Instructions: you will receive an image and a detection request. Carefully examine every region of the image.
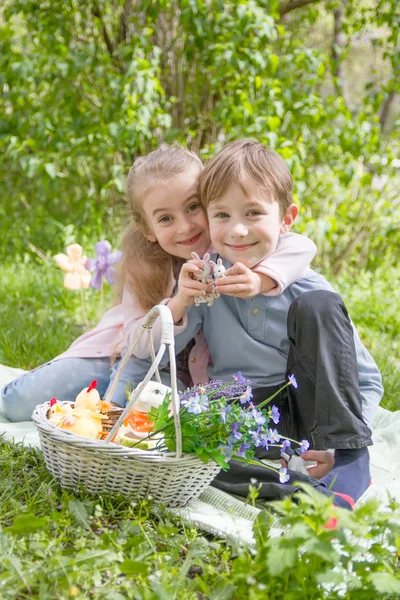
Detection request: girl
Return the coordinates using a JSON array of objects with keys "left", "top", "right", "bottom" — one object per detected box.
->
[{"left": 2, "top": 144, "right": 316, "bottom": 421}]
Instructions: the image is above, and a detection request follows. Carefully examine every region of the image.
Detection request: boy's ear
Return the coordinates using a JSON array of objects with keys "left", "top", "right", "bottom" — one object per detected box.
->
[{"left": 280, "top": 204, "right": 299, "bottom": 234}]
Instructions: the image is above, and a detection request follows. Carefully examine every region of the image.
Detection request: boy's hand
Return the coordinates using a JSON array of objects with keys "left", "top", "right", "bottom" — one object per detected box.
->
[
  {"left": 214, "top": 262, "right": 275, "bottom": 298},
  {"left": 301, "top": 450, "right": 335, "bottom": 479}
]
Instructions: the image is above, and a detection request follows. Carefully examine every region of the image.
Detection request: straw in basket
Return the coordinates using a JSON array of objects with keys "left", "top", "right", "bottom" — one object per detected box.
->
[{"left": 32, "top": 305, "right": 222, "bottom": 507}]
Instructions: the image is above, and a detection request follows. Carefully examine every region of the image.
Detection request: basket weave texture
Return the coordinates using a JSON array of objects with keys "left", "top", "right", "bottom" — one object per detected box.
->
[{"left": 32, "top": 305, "right": 222, "bottom": 507}]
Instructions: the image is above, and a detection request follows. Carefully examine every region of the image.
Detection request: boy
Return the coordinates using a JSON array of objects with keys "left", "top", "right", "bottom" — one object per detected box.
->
[{"left": 125, "top": 139, "right": 383, "bottom": 508}]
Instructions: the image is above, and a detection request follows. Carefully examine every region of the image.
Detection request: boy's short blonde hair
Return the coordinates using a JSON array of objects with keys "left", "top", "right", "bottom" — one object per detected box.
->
[{"left": 199, "top": 139, "right": 293, "bottom": 216}]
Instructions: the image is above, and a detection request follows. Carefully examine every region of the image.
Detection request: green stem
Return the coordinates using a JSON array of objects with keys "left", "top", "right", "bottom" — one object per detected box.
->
[{"left": 256, "top": 381, "right": 291, "bottom": 409}]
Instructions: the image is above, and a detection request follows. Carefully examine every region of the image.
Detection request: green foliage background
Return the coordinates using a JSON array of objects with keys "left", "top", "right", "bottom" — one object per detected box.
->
[{"left": 0, "top": 0, "right": 399, "bottom": 404}]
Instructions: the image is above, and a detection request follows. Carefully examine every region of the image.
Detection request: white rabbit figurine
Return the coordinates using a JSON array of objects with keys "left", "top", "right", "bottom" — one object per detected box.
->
[
  {"left": 191, "top": 252, "right": 216, "bottom": 306},
  {"left": 209, "top": 258, "right": 226, "bottom": 299}
]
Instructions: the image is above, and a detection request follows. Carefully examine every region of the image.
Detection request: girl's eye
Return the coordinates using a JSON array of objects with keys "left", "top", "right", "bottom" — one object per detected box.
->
[
  {"left": 187, "top": 202, "right": 200, "bottom": 213},
  {"left": 159, "top": 215, "right": 172, "bottom": 223},
  {"left": 247, "top": 210, "right": 262, "bottom": 216},
  {"left": 214, "top": 212, "right": 230, "bottom": 219}
]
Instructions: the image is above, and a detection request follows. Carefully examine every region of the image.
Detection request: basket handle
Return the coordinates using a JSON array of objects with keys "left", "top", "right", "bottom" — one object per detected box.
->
[{"left": 103, "top": 305, "right": 182, "bottom": 458}]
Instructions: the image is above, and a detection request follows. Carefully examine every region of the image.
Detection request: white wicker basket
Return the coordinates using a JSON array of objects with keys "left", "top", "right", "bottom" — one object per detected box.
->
[{"left": 32, "top": 305, "right": 221, "bottom": 507}]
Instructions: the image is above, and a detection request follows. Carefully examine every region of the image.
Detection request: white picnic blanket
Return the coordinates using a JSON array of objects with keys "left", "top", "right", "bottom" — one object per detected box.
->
[{"left": 1, "top": 363, "right": 399, "bottom": 545}]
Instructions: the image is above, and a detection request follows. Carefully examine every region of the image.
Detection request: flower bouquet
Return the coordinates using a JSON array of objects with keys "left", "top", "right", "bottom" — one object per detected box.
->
[{"left": 116, "top": 372, "right": 308, "bottom": 485}]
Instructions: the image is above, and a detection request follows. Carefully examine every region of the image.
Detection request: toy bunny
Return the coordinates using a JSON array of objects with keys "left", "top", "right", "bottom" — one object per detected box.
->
[
  {"left": 280, "top": 446, "right": 309, "bottom": 476},
  {"left": 191, "top": 252, "right": 216, "bottom": 306},
  {"left": 209, "top": 258, "right": 226, "bottom": 300}
]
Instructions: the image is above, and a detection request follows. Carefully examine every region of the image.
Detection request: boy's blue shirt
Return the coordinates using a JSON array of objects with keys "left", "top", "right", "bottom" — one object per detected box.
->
[{"left": 131, "top": 260, "right": 383, "bottom": 429}]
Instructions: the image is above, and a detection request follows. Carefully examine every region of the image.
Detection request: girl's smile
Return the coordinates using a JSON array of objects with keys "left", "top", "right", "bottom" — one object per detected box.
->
[{"left": 142, "top": 168, "right": 210, "bottom": 260}]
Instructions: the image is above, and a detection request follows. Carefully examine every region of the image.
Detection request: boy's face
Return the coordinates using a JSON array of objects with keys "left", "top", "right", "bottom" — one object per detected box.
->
[{"left": 207, "top": 183, "right": 298, "bottom": 267}]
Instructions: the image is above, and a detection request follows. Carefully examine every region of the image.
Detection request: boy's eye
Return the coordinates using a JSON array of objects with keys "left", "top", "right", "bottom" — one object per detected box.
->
[
  {"left": 247, "top": 210, "right": 262, "bottom": 216},
  {"left": 214, "top": 212, "right": 230, "bottom": 219},
  {"left": 159, "top": 215, "right": 172, "bottom": 223}
]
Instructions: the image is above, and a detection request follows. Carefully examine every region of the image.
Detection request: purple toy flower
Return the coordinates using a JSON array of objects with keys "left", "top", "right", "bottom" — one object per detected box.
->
[
  {"left": 279, "top": 467, "right": 290, "bottom": 484},
  {"left": 281, "top": 439, "right": 291, "bottom": 450},
  {"left": 271, "top": 405, "right": 280, "bottom": 425},
  {"left": 298, "top": 439, "right": 310, "bottom": 454},
  {"left": 86, "top": 240, "right": 123, "bottom": 289},
  {"left": 288, "top": 374, "right": 298, "bottom": 389}
]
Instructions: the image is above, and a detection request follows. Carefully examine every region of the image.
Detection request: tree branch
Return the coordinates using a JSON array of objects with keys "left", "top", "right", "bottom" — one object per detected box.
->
[
  {"left": 92, "top": 3, "right": 115, "bottom": 56},
  {"left": 330, "top": 1, "right": 355, "bottom": 111},
  {"left": 379, "top": 89, "right": 397, "bottom": 132},
  {"left": 279, "top": 0, "right": 324, "bottom": 18},
  {"left": 118, "top": 0, "right": 133, "bottom": 44}
]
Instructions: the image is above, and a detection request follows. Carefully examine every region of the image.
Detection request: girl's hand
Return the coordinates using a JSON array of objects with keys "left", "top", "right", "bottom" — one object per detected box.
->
[
  {"left": 214, "top": 262, "right": 276, "bottom": 299},
  {"left": 167, "top": 260, "right": 212, "bottom": 323}
]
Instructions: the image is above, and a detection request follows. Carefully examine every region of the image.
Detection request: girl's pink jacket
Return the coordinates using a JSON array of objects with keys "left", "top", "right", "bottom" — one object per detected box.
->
[{"left": 58, "top": 233, "right": 316, "bottom": 384}]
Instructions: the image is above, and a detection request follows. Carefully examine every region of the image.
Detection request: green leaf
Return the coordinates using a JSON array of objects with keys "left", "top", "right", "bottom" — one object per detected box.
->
[
  {"left": 44, "top": 163, "right": 57, "bottom": 179},
  {"left": 119, "top": 559, "right": 149, "bottom": 575},
  {"left": 267, "top": 545, "right": 297, "bottom": 575},
  {"left": 4, "top": 513, "right": 47, "bottom": 535},
  {"left": 369, "top": 572, "right": 400, "bottom": 594},
  {"left": 210, "top": 583, "right": 235, "bottom": 600},
  {"left": 68, "top": 499, "right": 91, "bottom": 530}
]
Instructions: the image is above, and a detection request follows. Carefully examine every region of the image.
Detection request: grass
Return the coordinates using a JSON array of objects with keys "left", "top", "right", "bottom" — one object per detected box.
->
[{"left": 0, "top": 261, "right": 399, "bottom": 598}]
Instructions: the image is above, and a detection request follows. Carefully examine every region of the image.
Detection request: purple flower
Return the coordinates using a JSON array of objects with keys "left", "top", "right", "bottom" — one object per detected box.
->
[
  {"left": 86, "top": 240, "right": 123, "bottom": 289},
  {"left": 251, "top": 408, "right": 266, "bottom": 426},
  {"left": 288, "top": 374, "right": 298, "bottom": 389},
  {"left": 258, "top": 433, "right": 270, "bottom": 449},
  {"left": 182, "top": 393, "right": 209, "bottom": 415},
  {"left": 218, "top": 444, "right": 233, "bottom": 460},
  {"left": 220, "top": 404, "right": 232, "bottom": 424},
  {"left": 267, "top": 429, "right": 281, "bottom": 444},
  {"left": 271, "top": 405, "right": 280, "bottom": 425},
  {"left": 279, "top": 467, "right": 290, "bottom": 484},
  {"left": 281, "top": 439, "right": 291, "bottom": 450},
  {"left": 179, "top": 377, "right": 252, "bottom": 404},
  {"left": 298, "top": 439, "right": 310, "bottom": 454},
  {"left": 231, "top": 422, "right": 242, "bottom": 440},
  {"left": 237, "top": 443, "right": 251, "bottom": 458},
  {"left": 239, "top": 385, "right": 253, "bottom": 404},
  {"left": 233, "top": 371, "right": 246, "bottom": 384},
  {"left": 249, "top": 429, "right": 262, "bottom": 447}
]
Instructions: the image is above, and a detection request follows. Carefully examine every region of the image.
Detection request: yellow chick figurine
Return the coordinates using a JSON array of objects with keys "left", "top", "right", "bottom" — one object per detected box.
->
[
  {"left": 55, "top": 414, "right": 100, "bottom": 439},
  {"left": 75, "top": 380, "right": 101, "bottom": 412},
  {"left": 47, "top": 398, "right": 73, "bottom": 421}
]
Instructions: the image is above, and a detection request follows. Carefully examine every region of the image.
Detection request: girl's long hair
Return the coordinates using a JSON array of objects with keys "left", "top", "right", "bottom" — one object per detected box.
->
[{"left": 117, "top": 145, "right": 203, "bottom": 311}]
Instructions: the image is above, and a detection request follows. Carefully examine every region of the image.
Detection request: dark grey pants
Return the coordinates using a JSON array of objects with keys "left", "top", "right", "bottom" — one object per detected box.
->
[{"left": 213, "top": 290, "right": 372, "bottom": 499}]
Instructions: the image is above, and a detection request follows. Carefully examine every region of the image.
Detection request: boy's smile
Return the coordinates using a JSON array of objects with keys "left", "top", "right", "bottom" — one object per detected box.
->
[{"left": 207, "top": 183, "right": 298, "bottom": 268}]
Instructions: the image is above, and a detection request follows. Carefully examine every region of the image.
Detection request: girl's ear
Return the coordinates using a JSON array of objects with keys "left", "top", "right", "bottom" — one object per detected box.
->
[
  {"left": 280, "top": 204, "right": 299, "bottom": 234},
  {"left": 143, "top": 230, "right": 157, "bottom": 243}
]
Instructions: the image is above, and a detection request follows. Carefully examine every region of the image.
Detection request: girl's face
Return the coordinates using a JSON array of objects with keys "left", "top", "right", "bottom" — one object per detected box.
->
[{"left": 142, "top": 168, "right": 211, "bottom": 260}]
